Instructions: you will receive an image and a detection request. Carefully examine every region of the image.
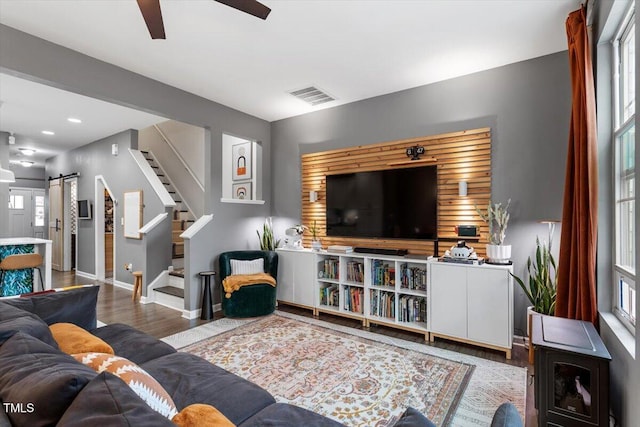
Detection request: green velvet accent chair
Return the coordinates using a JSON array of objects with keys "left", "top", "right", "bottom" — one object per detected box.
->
[{"left": 219, "top": 251, "right": 278, "bottom": 318}]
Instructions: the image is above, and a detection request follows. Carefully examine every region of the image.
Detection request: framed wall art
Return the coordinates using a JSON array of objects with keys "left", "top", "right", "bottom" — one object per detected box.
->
[
  {"left": 123, "top": 190, "right": 143, "bottom": 239},
  {"left": 232, "top": 142, "right": 252, "bottom": 181},
  {"left": 232, "top": 182, "right": 252, "bottom": 200}
]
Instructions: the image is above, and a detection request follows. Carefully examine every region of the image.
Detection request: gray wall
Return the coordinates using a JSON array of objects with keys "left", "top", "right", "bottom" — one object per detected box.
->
[
  {"left": 271, "top": 51, "right": 572, "bottom": 336},
  {"left": 45, "top": 130, "right": 167, "bottom": 284},
  {"left": 0, "top": 24, "right": 272, "bottom": 286},
  {"left": 592, "top": 1, "right": 640, "bottom": 425},
  {"left": 9, "top": 165, "right": 46, "bottom": 189}
]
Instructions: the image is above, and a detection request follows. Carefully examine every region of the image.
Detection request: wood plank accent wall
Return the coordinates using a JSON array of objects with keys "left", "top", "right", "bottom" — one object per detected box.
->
[{"left": 300, "top": 127, "right": 491, "bottom": 256}]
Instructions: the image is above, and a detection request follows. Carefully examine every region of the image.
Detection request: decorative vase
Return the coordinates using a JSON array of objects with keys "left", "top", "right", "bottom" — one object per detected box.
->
[
  {"left": 486, "top": 244, "right": 511, "bottom": 264},
  {"left": 311, "top": 239, "right": 322, "bottom": 251}
]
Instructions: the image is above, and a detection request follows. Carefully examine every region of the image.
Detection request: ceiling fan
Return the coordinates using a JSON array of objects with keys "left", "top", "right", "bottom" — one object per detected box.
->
[{"left": 136, "top": 0, "right": 271, "bottom": 39}]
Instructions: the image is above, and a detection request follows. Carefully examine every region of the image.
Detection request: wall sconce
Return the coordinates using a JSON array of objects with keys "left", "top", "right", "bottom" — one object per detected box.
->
[
  {"left": 458, "top": 181, "right": 468, "bottom": 197},
  {"left": 309, "top": 190, "right": 318, "bottom": 203}
]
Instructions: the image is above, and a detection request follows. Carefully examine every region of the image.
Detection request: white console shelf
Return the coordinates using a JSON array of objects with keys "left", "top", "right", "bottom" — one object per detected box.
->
[
  {"left": 276, "top": 248, "right": 514, "bottom": 358},
  {"left": 277, "top": 249, "right": 430, "bottom": 340}
]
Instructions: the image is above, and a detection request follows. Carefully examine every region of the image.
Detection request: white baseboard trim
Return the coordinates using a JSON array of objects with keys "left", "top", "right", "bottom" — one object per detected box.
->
[
  {"left": 182, "top": 308, "right": 201, "bottom": 320},
  {"left": 75, "top": 270, "right": 96, "bottom": 280},
  {"left": 512, "top": 334, "right": 526, "bottom": 347},
  {"left": 182, "top": 303, "right": 221, "bottom": 320},
  {"left": 112, "top": 280, "right": 133, "bottom": 291}
]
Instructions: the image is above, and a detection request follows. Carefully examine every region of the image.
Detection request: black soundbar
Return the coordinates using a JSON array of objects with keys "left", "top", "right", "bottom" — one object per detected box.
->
[{"left": 353, "top": 247, "right": 408, "bottom": 256}]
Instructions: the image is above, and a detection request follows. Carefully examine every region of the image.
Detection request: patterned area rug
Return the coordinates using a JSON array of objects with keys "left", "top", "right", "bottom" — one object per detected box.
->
[
  {"left": 163, "top": 311, "right": 527, "bottom": 427},
  {"left": 180, "top": 315, "right": 471, "bottom": 426}
]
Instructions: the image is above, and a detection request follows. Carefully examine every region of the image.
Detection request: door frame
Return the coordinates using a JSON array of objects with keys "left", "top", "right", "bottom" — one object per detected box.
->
[
  {"left": 94, "top": 175, "right": 116, "bottom": 282},
  {"left": 62, "top": 179, "right": 75, "bottom": 271}
]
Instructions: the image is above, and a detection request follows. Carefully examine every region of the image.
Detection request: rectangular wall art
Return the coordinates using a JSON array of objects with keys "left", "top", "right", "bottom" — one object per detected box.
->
[
  {"left": 232, "top": 142, "right": 252, "bottom": 181},
  {"left": 232, "top": 182, "right": 252, "bottom": 200}
]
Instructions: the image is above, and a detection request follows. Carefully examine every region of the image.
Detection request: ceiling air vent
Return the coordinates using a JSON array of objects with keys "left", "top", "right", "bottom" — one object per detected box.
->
[{"left": 289, "top": 86, "right": 335, "bottom": 106}]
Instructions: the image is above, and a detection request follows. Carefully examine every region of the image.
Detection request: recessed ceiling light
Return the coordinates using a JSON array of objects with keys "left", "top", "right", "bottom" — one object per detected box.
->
[
  {"left": 18, "top": 148, "right": 36, "bottom": 156},
  {"left": 20, "top": 161, "right": 34, "bottom": 167},
  {"left": 67, "top": 117, "right": 82, "bottom": 124},
  {"left": 41, "top": 130, "right": 55, "bottom": 135}
]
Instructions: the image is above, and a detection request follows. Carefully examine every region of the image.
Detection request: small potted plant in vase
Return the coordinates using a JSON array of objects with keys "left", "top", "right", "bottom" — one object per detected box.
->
[
  {"left": 309, "top": 220, "right": 322, "bottom": 251},
  {"left": 476, "top": 199, "right": 511, "bottom": 264}
]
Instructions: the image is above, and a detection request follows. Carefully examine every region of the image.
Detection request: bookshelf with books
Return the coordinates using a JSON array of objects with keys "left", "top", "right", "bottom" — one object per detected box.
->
[
  {"left": 311, "top": 252, "right": 431, "bottom": 339},
  {"left": 315, "top": 253, "right": 366, "bottom": 324}
]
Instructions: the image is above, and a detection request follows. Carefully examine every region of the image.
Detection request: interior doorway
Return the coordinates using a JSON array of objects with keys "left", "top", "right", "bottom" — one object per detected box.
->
[
  {"left": 94, "top": 176, "right": 116, "bottom": 283},
  {"left": 104, "top": 190, "right": 114, "bottom": 280}
]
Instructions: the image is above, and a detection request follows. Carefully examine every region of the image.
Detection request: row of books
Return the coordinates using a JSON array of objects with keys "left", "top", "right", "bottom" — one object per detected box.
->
[
  {"left": 320, "top": 284, "right": 339, "bottom": 307},
  {"left": 344, "top": 286, "right": 364, "bottom": 314},
  {"left": 400, "top": 263, "right": 427, "bottom": 291},
  {"left": 346, "top": 261, "right": 364, "bottom": 283},
  {"left": 371, "top": 260, "right": 396, "bottom": 287},
  {"left": 398, "top": 295, "right": 427, "bottom": 323},
  {"left": 320, "top": 258, "right": 339, "bottom": 280},
  {"left": 369, "top": 289, "right": 395, "bottom": 319}
]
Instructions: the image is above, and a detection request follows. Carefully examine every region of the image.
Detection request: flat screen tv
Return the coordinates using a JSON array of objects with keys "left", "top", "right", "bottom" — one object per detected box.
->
[
  {"left": 326, "top": 166, "right": 437, "bottom": 240},
  {"left": 77, "top": 200, "right": 92, "bottom": 220}
]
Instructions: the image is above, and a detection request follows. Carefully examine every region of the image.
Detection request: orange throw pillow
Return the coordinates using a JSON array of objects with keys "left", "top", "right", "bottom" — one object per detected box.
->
[
  {"left": 73, "top": 352, "right": 178, "bottom": 419},
  {"left": 172, "top": 404, "right": 235, "bottom": 427},
  {"left": 50, "top": 322, "right": 114, "bottom": 355}
]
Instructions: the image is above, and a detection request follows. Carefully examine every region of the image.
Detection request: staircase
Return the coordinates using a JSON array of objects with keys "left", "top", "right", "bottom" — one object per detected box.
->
[{"left": 141, "top": 150, "right": 194, "bottom": 306}]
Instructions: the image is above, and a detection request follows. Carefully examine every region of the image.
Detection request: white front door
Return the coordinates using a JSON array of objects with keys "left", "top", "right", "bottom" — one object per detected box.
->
[{"left": 8, "top": 188, "right": 33, "bottom": 237}]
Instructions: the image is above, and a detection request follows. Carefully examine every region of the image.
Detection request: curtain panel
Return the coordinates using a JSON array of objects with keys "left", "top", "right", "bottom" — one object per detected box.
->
[{"left": 556, "top": 7, "right": 599, "bottom": 325}]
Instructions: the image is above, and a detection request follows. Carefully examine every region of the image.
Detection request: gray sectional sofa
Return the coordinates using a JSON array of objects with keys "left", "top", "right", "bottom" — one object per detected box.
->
[{"left": 0, "top": 286, "right": 438, "bottom": 426}]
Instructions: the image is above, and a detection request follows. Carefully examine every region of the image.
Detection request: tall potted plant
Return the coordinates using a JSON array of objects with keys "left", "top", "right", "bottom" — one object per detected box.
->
[
  {"left": 256, "top": 217, "right": 280, "bottom": 251},
  {"left": 511, "top": 235, "right": 557, "bottom": 363},
  {"left": 512, "top": 237, "right": 558, "bottom": 316},
  {"left": 476, "top": 199, "right": 511, "bottom": 263}
]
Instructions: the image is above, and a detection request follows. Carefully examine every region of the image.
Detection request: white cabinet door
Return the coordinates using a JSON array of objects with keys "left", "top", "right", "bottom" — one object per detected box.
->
[
  {"left": 293, "top": 252, "right": 316, "bottom": 307},
  {"left": 276, "top": 250, "right": 316, "bottom": 308},
  {"left": 430, "top": 264, "right": 467, "bottom": 338},
  {"left": 276, "top": 250, "right": 295, "bottom": 303},
  {"left": 467, "top": 268, "right": 511, "bottom": 347}
]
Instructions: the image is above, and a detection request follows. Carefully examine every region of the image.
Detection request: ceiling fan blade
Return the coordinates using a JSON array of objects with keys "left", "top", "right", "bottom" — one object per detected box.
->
[
  {"left": 136, "top": 0, "right": 166, "bottom": 39},
  {"left": 215, "top": 0, "right": 271, "bottom": 20}
]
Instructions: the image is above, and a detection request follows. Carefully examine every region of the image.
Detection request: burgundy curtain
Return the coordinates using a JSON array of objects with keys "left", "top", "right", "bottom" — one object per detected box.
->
[{"left": 556, "top": 7, "right": 598, "bottom": 324}]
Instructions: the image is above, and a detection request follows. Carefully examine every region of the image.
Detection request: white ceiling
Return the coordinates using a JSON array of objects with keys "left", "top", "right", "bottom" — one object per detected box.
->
[
  {"left": 0, "top": 0, "right": 578, "bottom": 167},
  {"left": 0, "top": 73, "right": 166, "bottom": 167}
]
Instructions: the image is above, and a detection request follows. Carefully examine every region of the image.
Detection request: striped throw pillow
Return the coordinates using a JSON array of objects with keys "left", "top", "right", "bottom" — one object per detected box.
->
[
  {"left": 73, "top": 352, "right": 178, "bottom": 419},
  {"left": 230, "top": 258, "right": 264, "bottom": 275}
]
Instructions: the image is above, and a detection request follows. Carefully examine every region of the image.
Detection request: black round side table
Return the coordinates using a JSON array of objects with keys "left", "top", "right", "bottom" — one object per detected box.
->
[{"left": 199, "top": 271, "right": 216, "bottom": 320}]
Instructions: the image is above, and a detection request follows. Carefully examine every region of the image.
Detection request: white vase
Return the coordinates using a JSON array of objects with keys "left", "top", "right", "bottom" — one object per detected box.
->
[
  {"left": 486, "top": 244, "right": 511, "bottom": 263},
  {"left": 311, "top": 240, "right": 322, "bottom": 251}
]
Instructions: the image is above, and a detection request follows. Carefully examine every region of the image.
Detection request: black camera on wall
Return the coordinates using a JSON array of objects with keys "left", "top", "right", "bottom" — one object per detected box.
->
[{"left": 405, "top": 145, "right": 425, "bottom": 160}]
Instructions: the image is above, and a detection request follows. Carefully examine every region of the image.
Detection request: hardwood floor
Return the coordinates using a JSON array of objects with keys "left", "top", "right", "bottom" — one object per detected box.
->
[{"left": 53, "top": 270, "right": 537, "bottom": 426}]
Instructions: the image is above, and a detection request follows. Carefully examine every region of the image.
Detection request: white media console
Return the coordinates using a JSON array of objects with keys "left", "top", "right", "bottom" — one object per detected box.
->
[{"left": 276, "top": 248, "right": 514, "bottom": 359}]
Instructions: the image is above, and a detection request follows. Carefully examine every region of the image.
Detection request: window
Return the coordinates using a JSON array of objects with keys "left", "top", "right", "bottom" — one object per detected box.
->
[
  {"left": 34, "top": 195, "right": 45, "bottom": 227},
  {"left": 613, "top": 7, "right": 636, "bottom": 332},
  {"left": 8, "top": 195, "right": 24, "bottom": 210}
]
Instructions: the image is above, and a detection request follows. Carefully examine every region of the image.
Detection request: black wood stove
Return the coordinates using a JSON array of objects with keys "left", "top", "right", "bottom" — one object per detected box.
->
[{"left": 532, "top": 315, "right": 611, "bottom": 427}]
